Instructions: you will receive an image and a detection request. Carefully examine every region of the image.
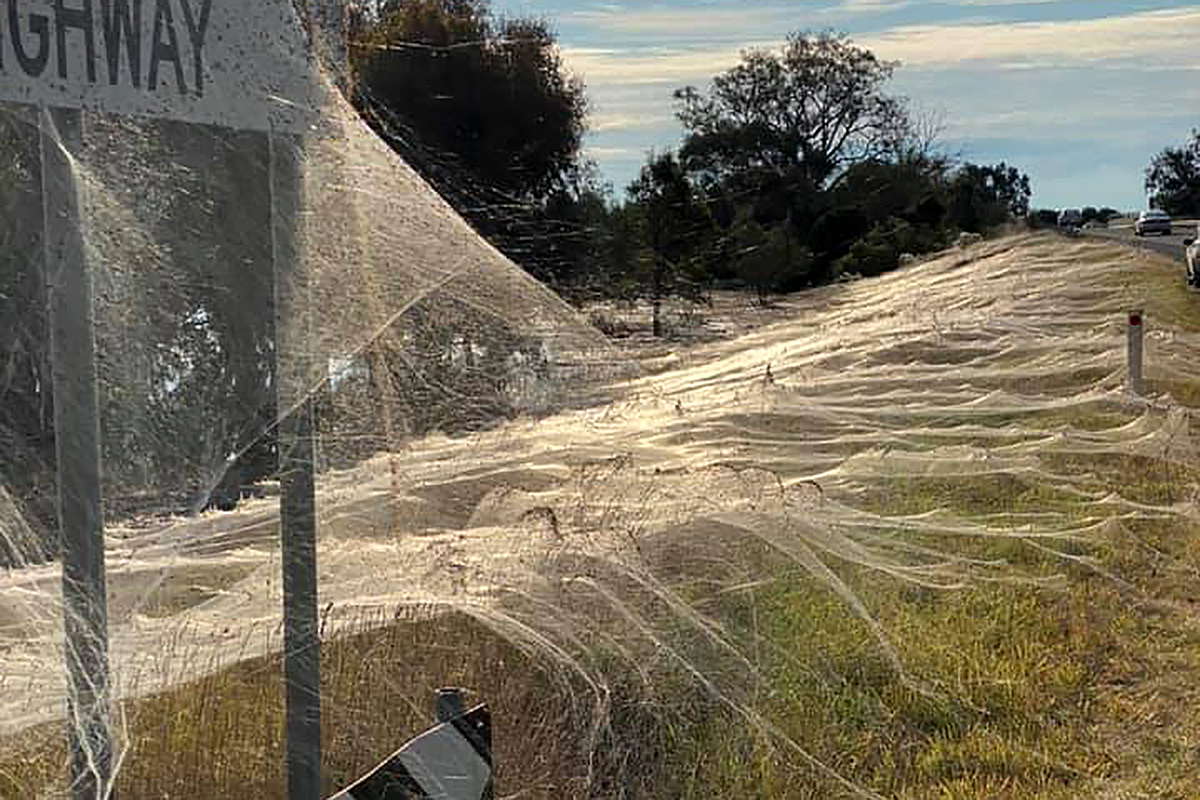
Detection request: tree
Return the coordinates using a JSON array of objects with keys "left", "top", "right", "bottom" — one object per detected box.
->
[
  {"left": 355, "top": 0, "right": 585, "bottom": 199},
  {"left": 1146, "top": 130, "right": 1200, "bottom": 216},
  {"left": 627, "top": 152, "right": 714, "bottom": 336},
  {"left": 674, "top": 31, "right": 911, "bottom": 192},
  {"left": 1027, "top": 208, "right": 1060, "bottom": 229},
  {"left": 669, "top": 31, "right": 934, "bottom": 292},
  {"left": 945, "top": 162, "right": 1031, "bottom": 233},
  {"left": 351, "top": 0, "right": 591, "bottom": 282}
]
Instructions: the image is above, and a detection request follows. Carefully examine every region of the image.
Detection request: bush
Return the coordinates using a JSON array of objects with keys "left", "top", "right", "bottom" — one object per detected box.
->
[
  {"left": 732, "top": 223, "right": 814, "bottom": 301},
  {"left": 1026, "top": 209, "right": 1060, "bottom": 229},
  {"left": 833, "top": 217, "right": 947, "bottom": 279},
  {"left": 588, "top": 308, "right": 635, "bottom": 339}
]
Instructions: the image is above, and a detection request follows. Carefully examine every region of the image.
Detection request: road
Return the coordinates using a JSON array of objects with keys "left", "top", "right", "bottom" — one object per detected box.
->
[{"left": 1083, "top": 217, "right": 1198, "bottom": 262}]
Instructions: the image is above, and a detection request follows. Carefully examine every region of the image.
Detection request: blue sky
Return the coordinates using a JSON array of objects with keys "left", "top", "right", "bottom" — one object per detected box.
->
[{"left": 493, "top": 0, "right": 1200, "bottom": 210}]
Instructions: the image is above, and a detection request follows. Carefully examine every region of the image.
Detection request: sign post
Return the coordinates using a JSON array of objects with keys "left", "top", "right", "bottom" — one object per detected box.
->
[
  {"left": 1128, "top": 310, "right": 1145, "bottom": 396},
  {"left": 272, "top": 126, "right": 322, "bottom": 800},
  {"left": 41, "top": 104, "right": 113, "bottom": 800},
  {"left": 272, "top": 4, "right": 352, "bottom": 797}
]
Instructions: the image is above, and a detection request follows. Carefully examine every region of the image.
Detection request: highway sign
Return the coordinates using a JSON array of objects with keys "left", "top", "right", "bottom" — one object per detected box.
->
[{"left": 0, "top": 0, "right": 320, "bottom": 131}]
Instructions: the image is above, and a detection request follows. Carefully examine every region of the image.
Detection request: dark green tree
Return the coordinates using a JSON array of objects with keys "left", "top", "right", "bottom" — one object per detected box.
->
[
  {"left": 730, "top": 222, "right": 813, "bottom": 302},
  {"left": 1027, "top": 208, "right": 1060, "bottom": 229},
  {"left": 945, "top": 162, "right": 1031, "bottom": 233},
  {"left": 627, "top": 152, "right": 714, "bottom": 336},
  {"left": 670, "top": 31, "right": 933, "bottom": 292},
  {"left": 674, "top": 32, "right": 911, "bottom": 192},
  {"left": 1145, "top": 130, "right": 1200, "bottom": 216},
  {"left": 817, "top": 158, "right": 950, "bottom": 277},
  {"left": 351, "top": 0, "right": 591, "bottom": 283}
]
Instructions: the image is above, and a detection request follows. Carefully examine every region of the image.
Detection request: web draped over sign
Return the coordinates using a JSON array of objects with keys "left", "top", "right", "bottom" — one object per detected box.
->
[{"left": 3, "top": 3, "right": 1200, "bottom": 799}]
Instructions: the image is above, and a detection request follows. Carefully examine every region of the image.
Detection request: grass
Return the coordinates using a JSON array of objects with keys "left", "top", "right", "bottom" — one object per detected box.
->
[
  {"left": 6, "top": 235, "right": 1200, "bottom": 798},
  {"left": 660, "top": 502, "right": 1200, "bottom": 798},
  {"left": 1, "top": 611, "right": 619, "bottom": 799},
  {"left": 26, "top": 562, "right": 1165, "bottom": 800}
]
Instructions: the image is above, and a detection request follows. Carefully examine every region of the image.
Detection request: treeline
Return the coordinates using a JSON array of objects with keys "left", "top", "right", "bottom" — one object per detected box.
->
[
  {"left": 1145, "top": 129, "right": 1200, "bottom": 216},
  {"left": 1025, "top": 207, "right": 1121, "bottom": 229},
  {"left": 352, "top": 2, "right": 1033, "bottom": 322}
]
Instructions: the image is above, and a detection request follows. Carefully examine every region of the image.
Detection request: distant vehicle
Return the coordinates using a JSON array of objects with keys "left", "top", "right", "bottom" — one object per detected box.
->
[
  {"left": 1058, "top": 209, "right": 1083, "bottom": 228},
  {"left": 1135, "top": 209, "right": 1173, "bottom": 236},
  {"left": 1186, "top": 225, "right": 1199, "bottom": 287}
]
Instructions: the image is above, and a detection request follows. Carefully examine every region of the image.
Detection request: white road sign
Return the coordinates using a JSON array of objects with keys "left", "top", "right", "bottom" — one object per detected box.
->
[{"left": 0, "top": 0, "right": 321, "bottom": 132}]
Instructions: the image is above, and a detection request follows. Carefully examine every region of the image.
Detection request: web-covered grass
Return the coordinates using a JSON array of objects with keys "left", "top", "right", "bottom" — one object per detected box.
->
[{"left": 6, "top": 228, "right": 1200, "bottom": 798}]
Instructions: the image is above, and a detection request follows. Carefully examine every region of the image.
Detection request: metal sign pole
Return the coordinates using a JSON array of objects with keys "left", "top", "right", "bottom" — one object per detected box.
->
[
  {"left": 40, "top": 105, "right": 113, "bottom": 800},
  {"left": 271, "top": 3, "right": 353, "bottom": 794},
  {"left": 272, "top": 126, "right": 322, "bottom": 800}
]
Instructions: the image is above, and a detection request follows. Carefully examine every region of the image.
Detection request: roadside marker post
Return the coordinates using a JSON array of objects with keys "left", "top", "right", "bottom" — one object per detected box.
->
[{"left": 1128, "top": 310, "right": 1145, "bottom": 396}]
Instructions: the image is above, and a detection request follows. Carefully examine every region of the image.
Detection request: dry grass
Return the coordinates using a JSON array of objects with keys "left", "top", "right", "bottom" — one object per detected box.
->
[{"left": 1, "top": 611, "right": 631, "bottom": 799}]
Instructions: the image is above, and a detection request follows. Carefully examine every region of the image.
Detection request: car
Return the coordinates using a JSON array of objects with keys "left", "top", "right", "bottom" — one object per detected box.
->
[
  {"left": 1058, "top": 208, "right": 1083, "bottom": 228},
  {"left": 1186, "top": 225, "right": 1199, "bottom": 287},
  {"left": 1135, "top": 209, "right": 1173, "bottom": 236}
]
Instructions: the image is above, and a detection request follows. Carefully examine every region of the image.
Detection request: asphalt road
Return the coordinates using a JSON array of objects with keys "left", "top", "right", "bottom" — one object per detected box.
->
[{"left": 1083, "top": 217, "right": 1198, "bottom": 262}]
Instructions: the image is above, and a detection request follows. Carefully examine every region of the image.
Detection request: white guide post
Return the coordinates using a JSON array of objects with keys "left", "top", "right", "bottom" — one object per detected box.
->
[{"left": 1128, "top": 310, "right": 1145, "bottom": 396}]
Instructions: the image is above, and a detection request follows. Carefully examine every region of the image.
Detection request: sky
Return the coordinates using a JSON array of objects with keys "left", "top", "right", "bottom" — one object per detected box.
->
[{"left": 492, "top": 0, "right": 1200, "bottom": 211}]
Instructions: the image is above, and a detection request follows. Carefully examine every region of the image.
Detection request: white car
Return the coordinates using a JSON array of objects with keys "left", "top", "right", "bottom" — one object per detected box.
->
[
  {"left": 1187, "top": 225, "right": 1199, "bottom": 286},
  {"left": 1136, "top": 209, "right": 1173, "bottom": 236}
]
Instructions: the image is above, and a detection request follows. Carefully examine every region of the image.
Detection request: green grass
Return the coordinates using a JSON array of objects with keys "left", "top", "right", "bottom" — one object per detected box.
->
[
  {"left": 655, "top": 243, "right": 1200, "bottom": 797},
  {"left": 657, "top": 519, "right": 1200, "bottom": 798},
  {"left": 856, "top": 473, "right": 1085, "bottom": 520}
]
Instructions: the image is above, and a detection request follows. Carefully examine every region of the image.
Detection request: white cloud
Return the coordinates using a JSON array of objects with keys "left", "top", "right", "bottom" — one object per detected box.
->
[
  {"left": 562, "top": 44, "right": 761, "bottom": 86},
  {"left": 839, "top": 0, "right": 1081, "bottom": 10},
  {"left": 563, "top": 3, "right": 816, "bottom": 37},
  {"left": 561, "top": 6, "right": 1200, "bottom": 97},
  {"left": 861, "top": 7, "right": 1200, "bottom": 68},
  {"left": 586, "top": 145, "right": 642, "bottom": 157},
  {"left": 588, "top": 110, "right": 676, "bottom": 132}
]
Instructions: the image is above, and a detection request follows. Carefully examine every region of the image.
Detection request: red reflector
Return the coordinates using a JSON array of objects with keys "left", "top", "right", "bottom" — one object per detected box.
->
[{"left": 1129, "top": 315, "right": 1143, "bottom": 327}]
